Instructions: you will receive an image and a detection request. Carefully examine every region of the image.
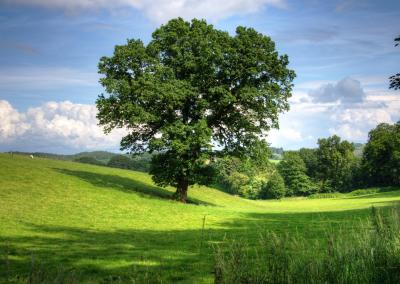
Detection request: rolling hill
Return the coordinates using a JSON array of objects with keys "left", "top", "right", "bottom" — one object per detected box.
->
[{"left": 0, "top": 153, "right": 399, "bottom": 283}]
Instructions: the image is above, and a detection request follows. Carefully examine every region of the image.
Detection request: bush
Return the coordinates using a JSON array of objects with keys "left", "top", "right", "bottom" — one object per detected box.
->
[
  {"left": 238, "top": 177, "right": 267, "bottom": 199},
  {"left": 227, "top": 172, "right": 250, "bottom": 195},
  {"left": 260, "top": 173, "right": 286, "bottom": 199}
]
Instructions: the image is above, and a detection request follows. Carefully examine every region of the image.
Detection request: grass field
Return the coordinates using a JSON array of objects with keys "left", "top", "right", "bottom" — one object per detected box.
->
[{"left": 1, "top": 153, "right": 400, "bottom": 283}]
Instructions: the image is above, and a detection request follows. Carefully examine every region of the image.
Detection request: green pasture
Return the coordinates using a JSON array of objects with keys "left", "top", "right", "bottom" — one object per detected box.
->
[{"left": 1, "top": 153, "right": 399, "bottom": 283}]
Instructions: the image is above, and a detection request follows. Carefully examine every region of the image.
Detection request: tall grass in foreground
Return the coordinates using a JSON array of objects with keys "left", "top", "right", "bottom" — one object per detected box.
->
[{"left": 214, "top": 205, "right": 400, "bottom": 284}]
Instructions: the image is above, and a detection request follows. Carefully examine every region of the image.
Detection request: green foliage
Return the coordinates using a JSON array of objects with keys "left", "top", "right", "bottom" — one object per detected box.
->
[
  {"left": 211, "top": 156, "right": 260, "bottom": 197},
  {"left": 227, "top": 172, "right": 251, "bottom": 195},
  {"left": 96, "top": 18, "right": 295, "bottom": 201},
  {"left": 106, "top": 154, "right": 152, "bottom": 172},
  {"left": 316, "top": 135, "right": 356, "bottom": 192},
  {"left": 298, "top": 148, "right": 318, "bottom": 179},
  {"left": 130, "top": 152, "right": 152, "bottom": 172},
  {"left": 72, "top": 151, "right": 117, "bottom": 164},
  {"left": 362, "top": 122, "right": 400, "bottom": 186},
  {"left": 260, "top": 172, "right": 286, "bottom": 199},
  {"left": 278, "top": 152, "right": 315, "bottom": 196},
  {"left": 107, "top": 155, "right": 133, "bottom": 169},
  {"left": 211, "top": 145, "right": 274, "bottom": 199},
  {"left": 244, "top": 140, "right": 272, "bottom": 171},
  {"left": 74, "top": 156, "right": 105, "bottom": 166},
  {"left": 389, "top": 35, "right": 400, "bottom": 90}
]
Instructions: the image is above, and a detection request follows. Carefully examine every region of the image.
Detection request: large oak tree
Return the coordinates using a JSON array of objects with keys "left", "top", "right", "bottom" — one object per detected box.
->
[{"left": 97, "top": 18, "right": 295, "bottom": 202}]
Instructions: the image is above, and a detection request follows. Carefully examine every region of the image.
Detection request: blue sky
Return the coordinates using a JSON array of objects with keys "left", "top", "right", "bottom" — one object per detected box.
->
[{"left": 0, "top": 0, "right": 399, "bottom": 153}]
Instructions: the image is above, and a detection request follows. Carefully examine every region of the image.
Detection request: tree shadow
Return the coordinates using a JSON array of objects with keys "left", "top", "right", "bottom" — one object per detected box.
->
[
  {"left": 53, "top": 168, "right": 215, "bottom": 206},
  {"left": 346, "top": 190, "right": 400, "bottom": 200},
  {"left": 0, "top": 224, "right": 212, "bottom": 283}
]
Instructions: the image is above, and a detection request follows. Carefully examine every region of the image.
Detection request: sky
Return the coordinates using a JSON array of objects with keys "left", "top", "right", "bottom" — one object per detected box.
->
[{"left": 0, "top": 0, "right": 399, "bottom": 154}]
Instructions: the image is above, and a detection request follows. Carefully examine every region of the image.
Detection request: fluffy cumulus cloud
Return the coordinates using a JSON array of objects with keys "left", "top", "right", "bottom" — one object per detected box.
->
[
  {"left": 1, "top": 77, "right": 399, "bottom": 152},
  {"left": 6, "top": 0, "right": 286, "bottom": 23},
  {"left": 269, "top": 77, "right": 400, "bottom": 148},
  {"left": 309, "top": 77, "right": 366, "bottom": 103},
  {"left": 0, "top": 100, "right": 126, "bottom": 153},
  {"left": 0, "top": 100, "right": 29, "bottom": 141},
  {"left": 328, "top": 98, "right": 397, "bottom": 142}
]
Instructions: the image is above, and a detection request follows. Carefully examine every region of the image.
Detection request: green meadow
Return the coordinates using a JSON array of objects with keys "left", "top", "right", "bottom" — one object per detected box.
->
[{"left": 1, "top": 153, "right": 400, "bottom": 283}]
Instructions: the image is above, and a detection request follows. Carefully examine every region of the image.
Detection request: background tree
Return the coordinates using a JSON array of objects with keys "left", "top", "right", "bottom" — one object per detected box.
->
[
  {"left": 298, "top": 148, "right": 318, "bottom": 179},
  {"left": 260, "top": 171, "right": 286, "bottom": 199},
  {"left": 389, "top": 36, "right": 400, "bottom": 90},
  {"left": 74, "top": 156, "right": 105, "bottom": 166},
  {"left": 211, "top": 142, "right": 274, "bottom": 198},
  {"left": 96, "top": 18, "right": 295, "bottom": 202},
  {"left": 107, "top": 155, "right": 135, "bottom": 170},
  {"left": 277, "top": 152, "right": 314, "bottom": 196},
  {"left": 316, "top": 135, "right": 356, "bottom": 192},
  {"left": 361, "top": 122, "right": 400, "bottom": 186}
]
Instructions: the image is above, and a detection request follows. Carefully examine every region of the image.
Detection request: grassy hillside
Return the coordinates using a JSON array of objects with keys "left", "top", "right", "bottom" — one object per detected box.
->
[{"left": 1, "top": 153, "right": 400, "bottom": 283}]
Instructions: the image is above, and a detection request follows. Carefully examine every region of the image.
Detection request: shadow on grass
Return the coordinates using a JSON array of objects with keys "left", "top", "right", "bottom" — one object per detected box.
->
[
  {"left": 346, "top": 189, "right": 400, "bottom": 200},
  {"left": 53, "top": 168, "right": 215, "bottom": 206},
  {"left": 2, "top": 203, "right": 399, "bottom": 283}
]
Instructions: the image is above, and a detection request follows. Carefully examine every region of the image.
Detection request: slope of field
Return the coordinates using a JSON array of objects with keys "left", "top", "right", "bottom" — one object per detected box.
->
[{"left": 1, "top": 153, "right": 399, "bottom": 283}]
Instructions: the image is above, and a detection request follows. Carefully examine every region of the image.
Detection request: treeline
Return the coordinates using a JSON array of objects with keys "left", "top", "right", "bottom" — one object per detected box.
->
[
  {"left": 212, "top": 122, "right": 400, "bottom": 199},
  {"left": 75, "top": 153, "right": 152, "bottom": 172},
  {"left": 11, "top": 150, "right": 153, "bottom": 173}
]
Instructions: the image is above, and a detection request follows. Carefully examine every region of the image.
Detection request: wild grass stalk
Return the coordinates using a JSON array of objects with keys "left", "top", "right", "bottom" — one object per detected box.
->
[{"left": 214, "top": 205, "right": 400, "bottom": 284}]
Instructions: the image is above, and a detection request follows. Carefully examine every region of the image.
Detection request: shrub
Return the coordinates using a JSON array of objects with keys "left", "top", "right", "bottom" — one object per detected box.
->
[
  {"left": 260, "top": 172, "right": 286, "bottom": 199},
  {"left": 227, "top": 172, "right": 250, "bottom": 195}
]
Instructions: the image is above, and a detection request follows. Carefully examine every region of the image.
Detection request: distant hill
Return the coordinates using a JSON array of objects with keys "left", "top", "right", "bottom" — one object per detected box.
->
[
  {"left": 10, "top": 151, "right": 118, "bottom": 163},
  {"left": 270, "top": 147, "right": 284, "bottom": 159},
  {"left": 71, "top": 151, "right": 118, "bottom": 164},
  {"left": 353, "top": 143, "right": 365, "bottom": 158},
  {"left": 8, "top": 150, "right": 152, "bottom": 172}
]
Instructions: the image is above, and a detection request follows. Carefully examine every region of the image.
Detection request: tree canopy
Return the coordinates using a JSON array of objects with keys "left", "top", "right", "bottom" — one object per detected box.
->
[
  {"left": 362, "top": 122, "right": 400, "bottom": 186},
  {"left": 277, "top": 152, "right": 314, "bottom": 196},
  {"left": 316, "top": 135, "right": 356, "bottom": 192},
  {"left": 96, "top": 18, "right": 295, "bottom": 202}
]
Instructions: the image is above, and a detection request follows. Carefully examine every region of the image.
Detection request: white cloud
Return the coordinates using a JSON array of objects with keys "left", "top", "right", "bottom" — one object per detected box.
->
[
  {"left": 7, "top": 0, "right": 286, "bottom": 23},
  {"left": 0, "top": 100, "right": 126, "bottom": 153},
  {"left": 328, "top": 89, "right": 399, "bottom": 141},
  {"left": 270, "top": 77, "right": 400, "bottom": 148},
  {"left": 309, "top": 77, "right": 366, "bottom": 103},
  {"left": 268, "top": 126, "right": 303, "bottom": 146},
  {"left": 0, "top": 100, "right": 29, "bottom": 141}
]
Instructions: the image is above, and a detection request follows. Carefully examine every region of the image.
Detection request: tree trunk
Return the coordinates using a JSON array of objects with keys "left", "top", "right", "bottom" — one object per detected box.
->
[{"left": 174, "top": 180, "right": 188, "bottom": 203}]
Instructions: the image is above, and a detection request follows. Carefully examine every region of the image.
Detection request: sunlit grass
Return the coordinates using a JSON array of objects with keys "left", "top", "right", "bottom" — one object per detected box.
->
[{"left": 1, "top": 153, "right": 400, "bottom": 283}]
